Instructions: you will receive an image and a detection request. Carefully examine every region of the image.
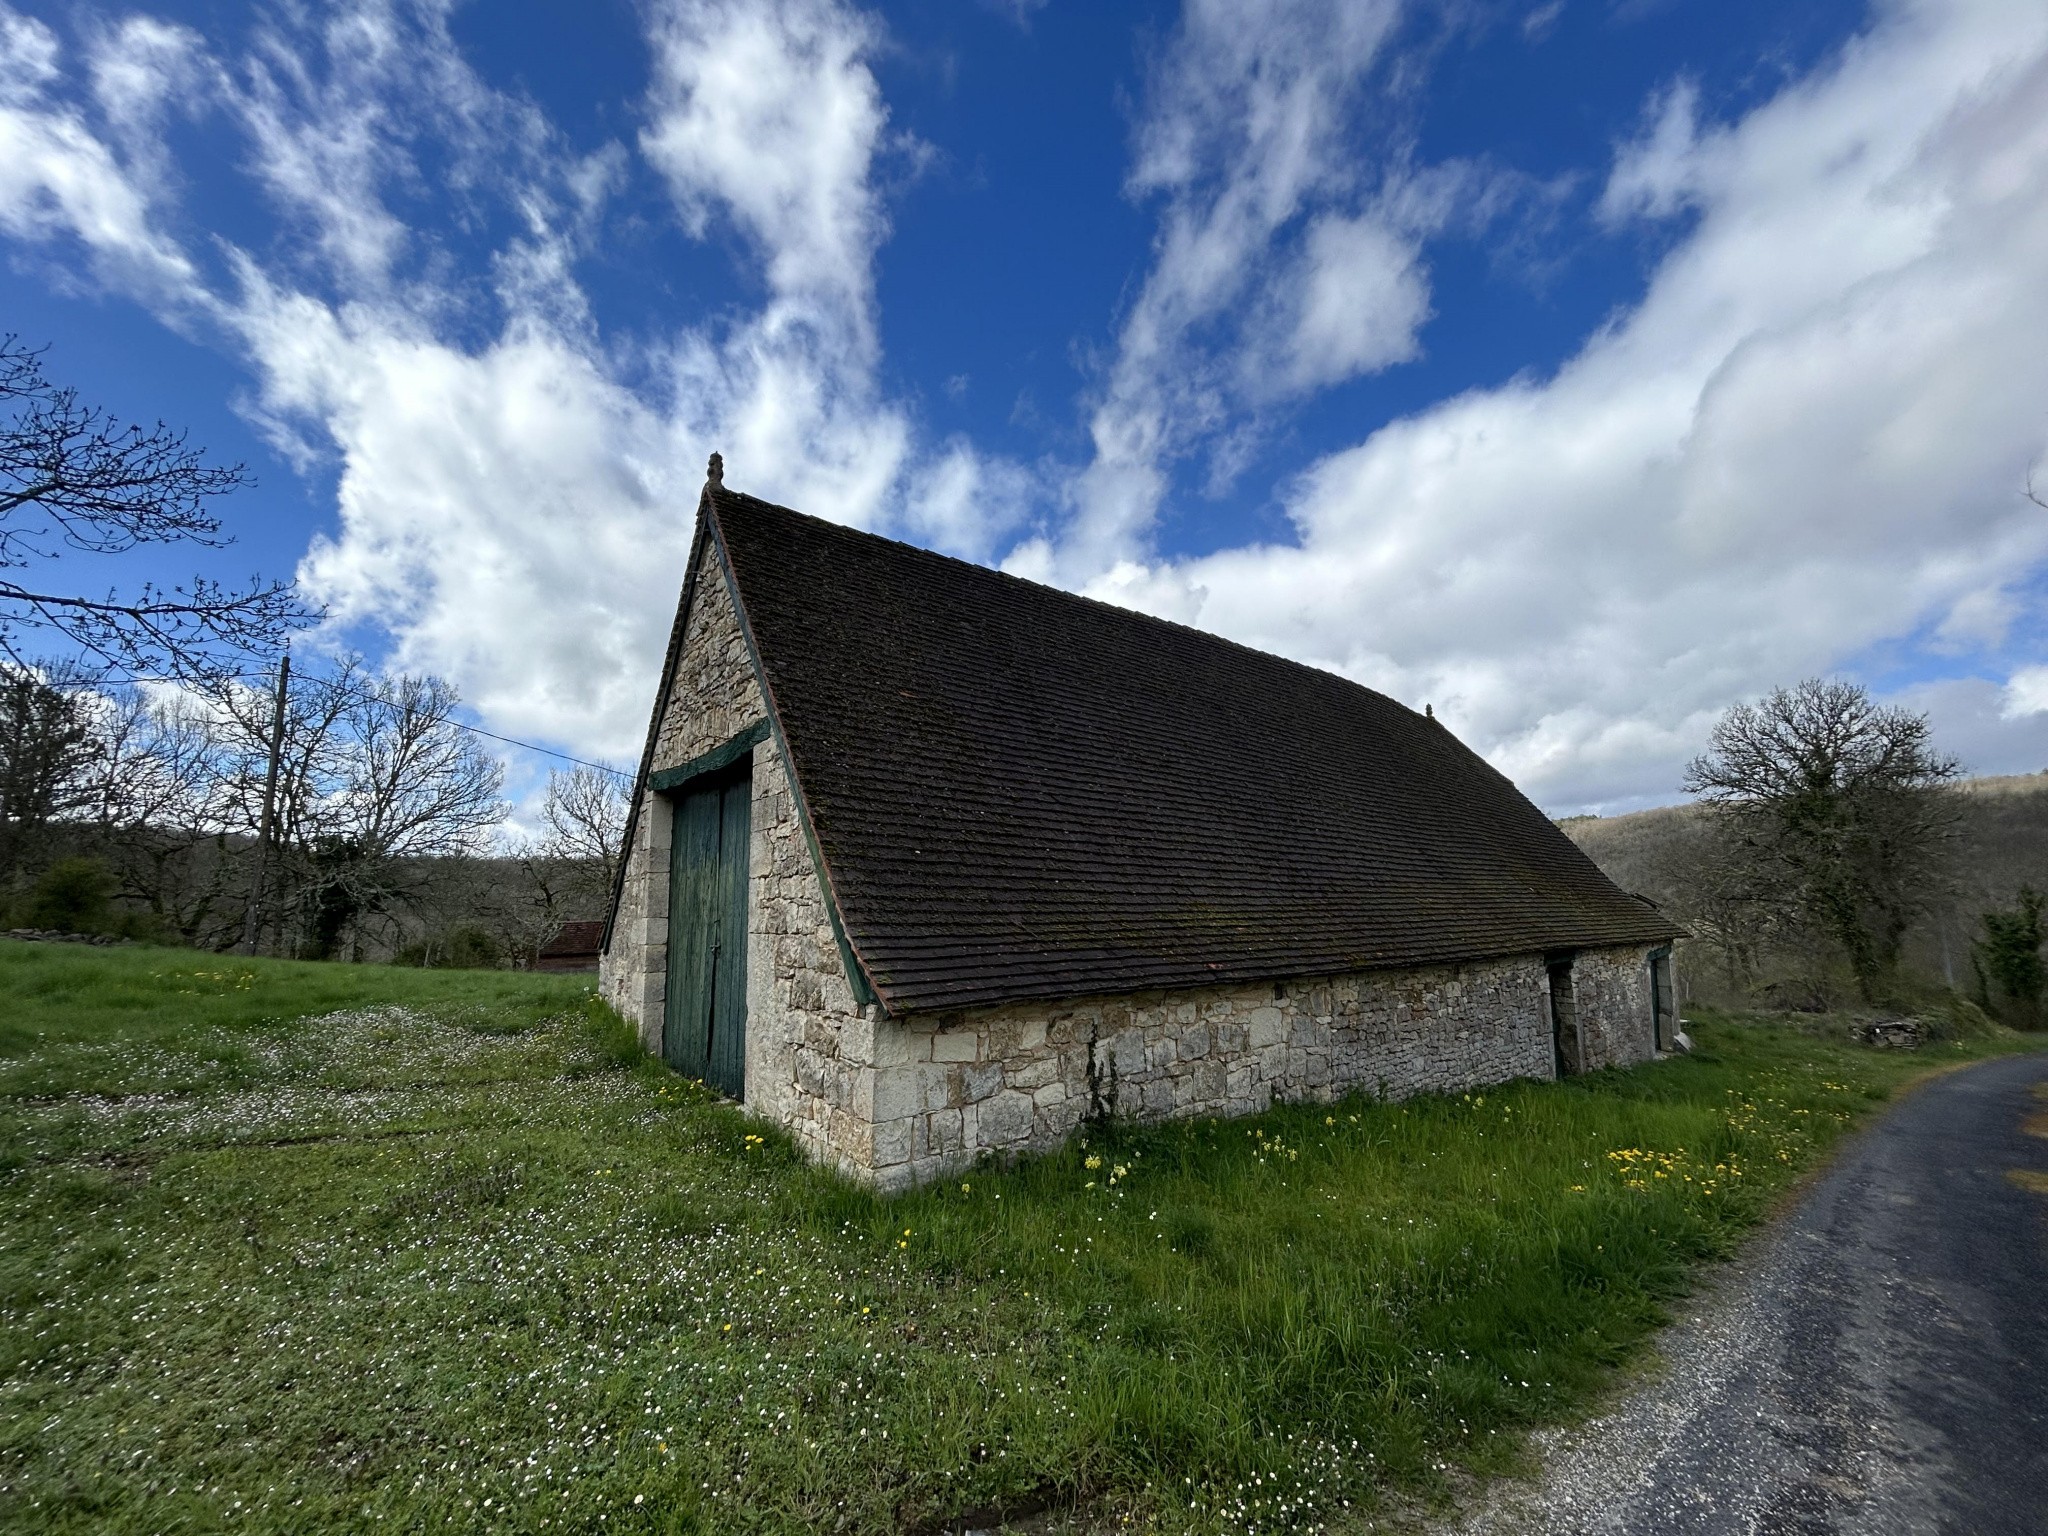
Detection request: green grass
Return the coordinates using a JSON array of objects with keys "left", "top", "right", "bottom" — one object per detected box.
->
[{"left": 1, "top": 938, "right": 2038, "bottom": 1535}]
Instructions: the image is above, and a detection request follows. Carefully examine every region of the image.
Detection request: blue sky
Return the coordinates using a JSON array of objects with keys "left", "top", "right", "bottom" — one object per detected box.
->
[{"left": 5, "top": 0, "right": 2048, "bottom": 818}]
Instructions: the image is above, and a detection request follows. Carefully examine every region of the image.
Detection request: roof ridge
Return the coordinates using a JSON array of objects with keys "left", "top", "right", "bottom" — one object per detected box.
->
[{"left": 707, "top": 484, "right": 1434, "bottom": 726}]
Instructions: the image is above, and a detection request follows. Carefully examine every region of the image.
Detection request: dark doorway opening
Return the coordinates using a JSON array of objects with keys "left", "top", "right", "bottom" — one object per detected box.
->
[
  {"left": 1549, "top": 957, "right": 1581, "bottom": 1077},
  {"left": 664, "top": 761, "right": 752, "bottom": 1098},
  {"left": 1650, "top": 946, "right": 1676, "bottom": 1051}
]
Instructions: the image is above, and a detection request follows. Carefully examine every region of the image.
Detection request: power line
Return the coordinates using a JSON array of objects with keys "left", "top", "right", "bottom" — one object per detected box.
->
[
  {"left": 24, "top": 665, "right": 634, "bottom": 780},
  {"left": 444, "top": 722, "right": 631, "bottom": 779}
]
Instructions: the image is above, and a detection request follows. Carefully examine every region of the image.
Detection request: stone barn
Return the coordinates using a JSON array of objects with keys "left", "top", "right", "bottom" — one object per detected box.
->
[{"left": 601, "top": 461, "right": 1682, "bottom": 1190}]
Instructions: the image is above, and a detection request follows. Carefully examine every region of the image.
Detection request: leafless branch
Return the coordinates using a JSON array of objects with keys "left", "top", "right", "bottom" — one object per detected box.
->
[{"left": 0, "top": 335, "right": 316, "bottom": 679}]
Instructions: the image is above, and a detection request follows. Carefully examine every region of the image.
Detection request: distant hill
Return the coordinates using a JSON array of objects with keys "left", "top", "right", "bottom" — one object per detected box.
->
[{"left": 1561, "top": 773, "right": 2048, "bottom": 996}]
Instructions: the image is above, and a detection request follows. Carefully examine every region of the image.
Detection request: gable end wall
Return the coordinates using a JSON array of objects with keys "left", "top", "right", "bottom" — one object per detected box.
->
[{"left": 599, "top": 541, "right": 873, "bottom": 1172}]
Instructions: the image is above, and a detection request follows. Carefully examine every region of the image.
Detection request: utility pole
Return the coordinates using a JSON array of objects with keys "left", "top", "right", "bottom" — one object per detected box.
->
[{"left": 240, "top": 651, "right": 290, "bottom": 956}]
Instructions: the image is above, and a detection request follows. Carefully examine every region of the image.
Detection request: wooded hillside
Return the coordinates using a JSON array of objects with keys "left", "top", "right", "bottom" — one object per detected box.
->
[{"left": 1564, "top": 773, "right": 2048, "bottom": 1005}]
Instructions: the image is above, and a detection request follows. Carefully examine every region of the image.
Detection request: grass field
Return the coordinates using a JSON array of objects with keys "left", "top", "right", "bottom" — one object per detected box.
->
[{"left": 2, "top": 939, "right": 2039, "bottom": 1535}]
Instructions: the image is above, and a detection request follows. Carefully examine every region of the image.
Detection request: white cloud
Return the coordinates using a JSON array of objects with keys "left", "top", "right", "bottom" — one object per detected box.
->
[
  {"left": 0, "top": 4, "right": 59, "bottom": 101},
  {"left": 243, "top": 277, "right": 684, "bottom": 755},
  {"left": 87, "top": 15, "right": 205, "bottom": 146},
  {"left": 640, "top": 0, "right": 890, "bottom": 324},
  {"left": 2002, "top": 666, "right": 2048, "bottom": 720},
  {"left": 0, "top": 0, "right": 1028, "bottom": 770},
  {"left": 900, "top": 442, "right": 1036, "bottom": 563},
  {"left": 1897, "top": 675, "right": 2048, "bottom": 783},
  {"left": 1266, "top": 212, "right": 1429, "bottom": 393},
  {"left": 0, "top": 4, "right": 199, "bottom": 298},
  {"left": 1061, "top": 0, "right": 1413, "bottom": 574},
  {"left": 1599, "top": 78, "right": 1703, "bottom": 224},
  {"left": 1083, "top": 0, "right": 2048, "bottom": 811}
]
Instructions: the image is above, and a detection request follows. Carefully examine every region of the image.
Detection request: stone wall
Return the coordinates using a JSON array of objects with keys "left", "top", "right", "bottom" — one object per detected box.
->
[
  {"left": 742, "top": 735, "right": 876, "bottom": 1177},
  {"left": 1567, "top": 944, "right": 1657, "bottom": 1071},
  {"left": 860, "top": 952, "right": 1597, "bottom": 1192},
  {"left": 601, "top": 537, "right": 767, "bottom": 1036}
]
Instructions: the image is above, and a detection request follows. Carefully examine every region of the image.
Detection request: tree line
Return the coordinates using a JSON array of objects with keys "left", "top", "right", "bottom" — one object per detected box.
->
[
  {"left": 0, "top": 334, "right": 628, "bottom": 965},
  {"left": 0, "top": 659, "right": 626, "bottom": 962}
]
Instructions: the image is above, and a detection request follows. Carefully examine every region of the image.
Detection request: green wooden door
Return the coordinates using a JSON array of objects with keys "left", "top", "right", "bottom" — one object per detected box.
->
[{"left": 664, "top": 764, "right": 751, "bottom": 1097}]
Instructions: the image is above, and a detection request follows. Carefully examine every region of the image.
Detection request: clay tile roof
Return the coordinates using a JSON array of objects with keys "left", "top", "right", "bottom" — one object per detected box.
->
[
  {"left": 540, "top": 920, "right": 605, "bottom": 958},
  {"left": 707, "top": 486, "right": 1680, "bottom": 1016}
]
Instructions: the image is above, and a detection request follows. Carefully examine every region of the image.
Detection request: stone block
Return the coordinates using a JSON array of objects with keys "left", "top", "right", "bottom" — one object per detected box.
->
[
  {"left": 919, "top": 1065, "right": 960, "bottom": 1113},
  {"left": 1248, "top": 1006, "right": 1287, "bottom": 1048},
  {"left": 1036, "top": 1095, "right": 1084, "bottom": 1138},
  {"left": 961, "top": 1060, "right": 1004, "bottom": 1103},
  {"left": 1106, "top": 1027, "right": 1147, "bottom": 1079},
  {"left": 1007, "top": 1054, "right": 1060, "bottom": 1090},
  {"left": 839, "top": 1016, "right": 875, "bottom": 1067},
  {"left": 870, "top": 1021, "right": 921, "bottom": 1067},
  {"left": 979, "top": 1090, "right": 1036, "bottom": 1146},
  {"left": 871, "top": 1065, "right": 919, "bottom": 1123},
  {"left": 1045, "top": 1010, "right": 1090, "bottom": 1046},
  {"left": 932, "top": 1029, "right": 979, "bottom": 1063},
  {"left": 871, "top": 1116, "right": 912, "bottom": 1168}
]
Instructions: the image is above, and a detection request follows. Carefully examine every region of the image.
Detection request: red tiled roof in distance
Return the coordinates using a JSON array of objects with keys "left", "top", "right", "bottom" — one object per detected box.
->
[
  {"left": 540, "top": 920, "right": 605, "bottom": 959},
  {"left": 708, "top": 486, "right": 1681, "bottom": 1016}
]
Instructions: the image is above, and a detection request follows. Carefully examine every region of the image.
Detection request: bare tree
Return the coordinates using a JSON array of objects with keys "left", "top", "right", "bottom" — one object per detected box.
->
[
  {"left": 541, "top": 765, "right": 627, "bottom": 896},
  {"left": 242, "top": 669, "right": 507, "bottom": 959},
  {"left": 1685, "top": 678, "right": 1960, "bottom": 1003},
  {"left": 0, "top": 337, "right": 313, "bottom": 680},
  {"left": 82, "top": 686, "right": 244, "bottom": 946},
  {"left": 503, "top": 766, "right": 628, "bottom": 963}
]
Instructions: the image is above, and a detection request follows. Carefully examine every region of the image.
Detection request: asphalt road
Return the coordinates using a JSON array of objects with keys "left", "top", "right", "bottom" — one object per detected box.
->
[{"left": 1447, "top": 1051, "right": 2048, "bottom": 1536}]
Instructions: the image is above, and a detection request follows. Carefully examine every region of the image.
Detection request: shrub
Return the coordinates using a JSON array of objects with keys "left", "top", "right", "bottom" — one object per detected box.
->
[
  {"left": 1973, "top": 887, "right": 2045, "bottom": 1028},
  {"left": 21, "top": 857, "right": 115, "bottom": 934},
  {"left": 396, "top": 925, "right": 505, "bottom": 970},
  {"left": 1916, "top": 995, "right": 2002, "bottom": 1043}
]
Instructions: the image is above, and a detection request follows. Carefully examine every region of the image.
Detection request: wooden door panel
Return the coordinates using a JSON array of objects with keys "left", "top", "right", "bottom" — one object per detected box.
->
[
  {"left": 664, "top": 786, "right": 722, "bottom": 1077},
  {"left": 706, "top": 776, "right": 751, "bottom": 1099},
  {"left": 663, "top": 761, "right": 752, "bottom": 1098}
]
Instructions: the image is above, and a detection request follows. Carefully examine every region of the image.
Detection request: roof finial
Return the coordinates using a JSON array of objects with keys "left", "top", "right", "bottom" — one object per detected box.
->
[
  {"left": 1425, "top": 703, "right": 1434, "bottom": 719},
  {"left": 706, "top": 451, "right": 724, "bottom": 488}
]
